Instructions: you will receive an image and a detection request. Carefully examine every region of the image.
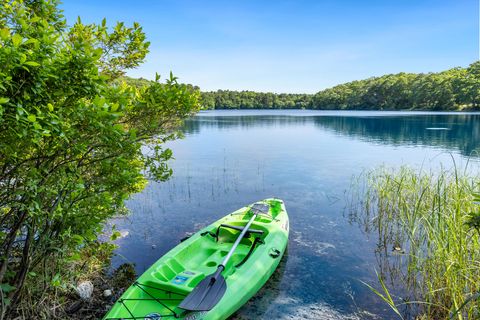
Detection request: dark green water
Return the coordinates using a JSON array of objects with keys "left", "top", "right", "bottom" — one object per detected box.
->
[{"left": 111, "top": 110, "right": 480, "bottom": 319}]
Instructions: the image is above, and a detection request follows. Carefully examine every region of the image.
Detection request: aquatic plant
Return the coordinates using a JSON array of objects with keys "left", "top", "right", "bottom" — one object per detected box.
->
[{"left": 349, "top": 166, "right": 480, "bottom": 319}]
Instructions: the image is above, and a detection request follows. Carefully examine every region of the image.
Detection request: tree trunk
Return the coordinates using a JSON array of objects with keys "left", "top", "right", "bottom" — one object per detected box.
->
[
  {"left": 0, "top": 210, "right": 28, "bottom": 284},
  {"left": 9, "top": 224, "right": 34, "bottom": 307}
]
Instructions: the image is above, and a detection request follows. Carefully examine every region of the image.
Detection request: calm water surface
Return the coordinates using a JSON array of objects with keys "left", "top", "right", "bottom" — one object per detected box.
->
[{"left": 111, "top": 110, "right": 480, "bottom": 319}]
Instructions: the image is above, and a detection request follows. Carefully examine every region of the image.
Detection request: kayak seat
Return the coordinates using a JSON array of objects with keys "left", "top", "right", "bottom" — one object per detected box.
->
[
  {"left": 235, "top": 236, "right": 264, "bottom": 268},
  {"left": 201, "top": 224, "right": 264, "bottom": 242}
]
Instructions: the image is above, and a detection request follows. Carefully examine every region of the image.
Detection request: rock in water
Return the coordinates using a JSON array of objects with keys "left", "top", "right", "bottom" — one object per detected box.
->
[
  {"left": 76, "top": 281, "right": 94, "bottom": 300},
  {"left": 103, "top": 289, "right": 113, "bottom": 297}
]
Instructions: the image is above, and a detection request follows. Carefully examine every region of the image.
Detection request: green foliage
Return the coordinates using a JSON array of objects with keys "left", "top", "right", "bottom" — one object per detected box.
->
[
  {"left": 201, "top": 62, "right": 480, "bottom": 110},
  {"left": 0, "top": 0, "right": 200, "bottom": 314}
]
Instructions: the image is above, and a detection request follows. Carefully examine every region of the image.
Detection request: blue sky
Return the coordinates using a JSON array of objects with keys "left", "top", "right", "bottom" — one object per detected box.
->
[{"left": 60, "top": 0, "right": 478, "bottom": 93}]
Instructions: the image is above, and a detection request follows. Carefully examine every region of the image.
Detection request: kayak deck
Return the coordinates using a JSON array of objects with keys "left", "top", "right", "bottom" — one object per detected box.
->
[
  {"left": 109, "top": 244, "right": 255, "bottom": 318},
  {"left": 104, "top": 199, "right": 289, "bottom": 320}
]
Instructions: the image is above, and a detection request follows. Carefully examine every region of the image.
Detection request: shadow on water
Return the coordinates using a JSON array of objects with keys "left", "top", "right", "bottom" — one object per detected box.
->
[{"left": 231, "top": 246, "right": 289, "bottom": 319}]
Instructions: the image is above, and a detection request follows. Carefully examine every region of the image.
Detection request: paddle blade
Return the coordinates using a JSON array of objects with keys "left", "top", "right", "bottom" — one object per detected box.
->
[{"left": 179, "top": 274, "right": 227, "bottom": 311}]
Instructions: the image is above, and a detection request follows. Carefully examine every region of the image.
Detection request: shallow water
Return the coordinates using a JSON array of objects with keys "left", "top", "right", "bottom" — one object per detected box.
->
[{"left": 111, "top": 110, "right": 480, "bottom": 319}]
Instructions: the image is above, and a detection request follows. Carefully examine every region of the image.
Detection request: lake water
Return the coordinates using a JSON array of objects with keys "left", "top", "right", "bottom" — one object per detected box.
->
[{"left": 111, "top": 110, "right": 480, "bottom": 319}]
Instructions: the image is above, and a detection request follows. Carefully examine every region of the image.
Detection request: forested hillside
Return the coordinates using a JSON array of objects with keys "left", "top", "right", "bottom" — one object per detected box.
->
[{"left": 200, "top": 61, "right": 480, "bottom": 111}]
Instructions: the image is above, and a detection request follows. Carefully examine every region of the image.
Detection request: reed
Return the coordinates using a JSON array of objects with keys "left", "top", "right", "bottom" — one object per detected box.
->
[{"left": 351, "top": 166, "right": 480, "bottom": 319}]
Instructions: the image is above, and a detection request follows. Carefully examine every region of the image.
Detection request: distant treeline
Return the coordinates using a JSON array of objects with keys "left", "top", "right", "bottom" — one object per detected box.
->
[
  {"left": 127, "top": 61, "right": 480, "bottom": 111},
  {"left": 201, "top": 91, "right": 312, "bottom": 109}
]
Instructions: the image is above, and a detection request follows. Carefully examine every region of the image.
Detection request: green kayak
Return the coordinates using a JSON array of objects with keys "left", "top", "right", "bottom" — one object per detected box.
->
[{"left": 103, "top": 198, "right": 289, "bottom": 320}]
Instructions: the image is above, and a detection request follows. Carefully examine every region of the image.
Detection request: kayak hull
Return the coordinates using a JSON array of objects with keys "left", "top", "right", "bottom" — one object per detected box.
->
[{"left": 103, "top": 198, "right": 289, "bottom": 320}]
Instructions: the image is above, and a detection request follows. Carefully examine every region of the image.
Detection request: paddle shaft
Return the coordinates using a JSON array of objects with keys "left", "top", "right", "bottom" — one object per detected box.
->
[
  {"left": 219, "top": 210, "right": 258, "bottom": 270},
  {"left": 178, "top": 206, "right": 265, "bottom": 311}
]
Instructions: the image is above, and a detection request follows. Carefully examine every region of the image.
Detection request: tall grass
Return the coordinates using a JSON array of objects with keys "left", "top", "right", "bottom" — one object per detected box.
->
[{"left": 350, "top": 166, "right": 480, "bottom": 319}]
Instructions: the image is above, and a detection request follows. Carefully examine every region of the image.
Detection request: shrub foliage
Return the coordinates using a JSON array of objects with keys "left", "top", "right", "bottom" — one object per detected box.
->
[{"left": 0, "top": 0, "right": 200, "bottom": 314}]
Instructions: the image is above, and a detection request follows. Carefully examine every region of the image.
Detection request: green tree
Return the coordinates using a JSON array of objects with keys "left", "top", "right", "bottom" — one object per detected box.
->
[
  {"left": 0, "top": 0, "right": 200, "bottom": 314},
  {"left": 464, "top": 61, "right": 480, "bottom": 108}
]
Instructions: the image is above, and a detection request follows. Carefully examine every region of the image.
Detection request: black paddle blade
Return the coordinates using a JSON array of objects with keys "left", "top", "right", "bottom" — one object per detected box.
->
[{"left": 178, "top": 274, "right": 227, "bottom": 311}]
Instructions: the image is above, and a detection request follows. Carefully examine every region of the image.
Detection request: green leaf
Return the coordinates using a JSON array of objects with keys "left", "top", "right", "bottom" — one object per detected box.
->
[
  {"left": 24, "top": 61, "right": 40, "bottom": 67},
  {"left": 113, "top": 123, "right": 124, "bottom": 131},
  {"left": 67, "top": 252, "right": 82, "bottom": 262},
  {"left": 93, "top": 47, "right": 103, "bottom": 59},
  {"left": 129, "top": 129, "right": 137, "bottom": 139},
  {"left": 0, "top": 283, "right": 16, "bottom": 293},
  {"left": 110, "top": 230, "right": 121, "bottom": 241},
  {"left": 51, "top": 273, "right": 61, "bottom": 287},
  {"left": 71, "top": 234, "right": 84, "bottom": 245},
  {"left": 2, "top": 297, "right": 10, "bottom": 307},
  {"left": 22, "top": 38, "right": 38, "bottom": 46},
  {"left": 12, "top": 34, "right": 22, "bottom": 47},
  {"left": 27, "top": 114, "right": 36, "bottom": 122},
  {"left": 473, "top": 193, "right": 480, "bottom": 203},
  {"left": 0, "top": 28, "right": 10, "bottom": 40},
  {"left": 47, "top": 103, "right": 54, "bottom": 112},
  {"left": 0, "top": 97, "right": 9, "bottom": 104}
]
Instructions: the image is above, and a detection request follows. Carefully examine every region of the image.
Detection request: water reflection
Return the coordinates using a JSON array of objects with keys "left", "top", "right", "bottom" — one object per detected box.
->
[
  {"left": 312, "top": 115, "right": 479, "bottom": 156},
  {"left": 183, "top": 111, "right": 480, "bottom": 157}
]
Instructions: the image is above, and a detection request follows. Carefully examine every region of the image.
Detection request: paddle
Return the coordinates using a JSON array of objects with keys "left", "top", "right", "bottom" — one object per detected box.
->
[{"left": 178, "top": 203, "right": 269, "bottom": 312}]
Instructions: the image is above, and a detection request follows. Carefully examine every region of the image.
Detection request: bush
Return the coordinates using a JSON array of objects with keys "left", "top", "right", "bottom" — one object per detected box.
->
[{"left": 0, "top": 0, "right": 200, "bottom": 316}]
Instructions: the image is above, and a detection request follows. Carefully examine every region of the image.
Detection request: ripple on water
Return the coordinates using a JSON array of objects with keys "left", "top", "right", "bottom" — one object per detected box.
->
[
  {"left": 291, "top": 231, "right": 336, "bottom": 255},
  {"left": 425, "top": 127, "right": 450, "bottom": 130},
  {"left": 233, "top": 295, "right": 371, "bottom": 320}
]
